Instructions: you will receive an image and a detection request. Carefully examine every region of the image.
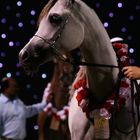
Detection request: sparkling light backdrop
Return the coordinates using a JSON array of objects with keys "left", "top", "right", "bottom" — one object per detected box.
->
[{"left": 0, "top": 0, "right": 140, "bottom": 139}]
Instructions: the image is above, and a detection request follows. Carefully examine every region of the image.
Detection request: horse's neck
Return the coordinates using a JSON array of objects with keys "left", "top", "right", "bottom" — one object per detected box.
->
[
  {"left": 81, "top": 31, "right": 119, "bottom": 102},
  {"left": 79, "top": 2, "right": 119, "bottom": 102}
]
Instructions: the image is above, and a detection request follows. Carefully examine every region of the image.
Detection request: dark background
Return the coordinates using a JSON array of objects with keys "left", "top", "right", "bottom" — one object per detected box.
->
[{"left": 0, "top": 0, "right": 140, "bottom": 139}]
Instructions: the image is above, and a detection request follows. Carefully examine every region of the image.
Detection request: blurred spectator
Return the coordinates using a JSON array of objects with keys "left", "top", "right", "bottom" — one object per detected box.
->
[{"left": 0, "top": 77, "right": 51, "bottom": 140}]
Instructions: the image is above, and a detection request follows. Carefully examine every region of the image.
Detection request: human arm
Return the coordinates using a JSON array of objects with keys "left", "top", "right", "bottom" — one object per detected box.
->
[
  {"left": 25, "top": 83, "right": 52, "bottom": 118},
  {"left": 122, "top": 66, "right": 140, "bottom": 80},
  {"left": 25, "top": 101, "right": 47, "bottom": 118}
]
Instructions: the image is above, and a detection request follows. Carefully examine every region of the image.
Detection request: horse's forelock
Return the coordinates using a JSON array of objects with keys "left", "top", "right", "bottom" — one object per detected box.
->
[
  {"left": 37, "top": 0, "right": 75, "bottom": 27},
  {"left": 37, "top": 0, "right": 58, "bottom": 26}
]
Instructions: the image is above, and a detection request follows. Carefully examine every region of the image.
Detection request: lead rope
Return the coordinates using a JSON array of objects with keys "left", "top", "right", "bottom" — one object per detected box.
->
[
  {"left": 134, "top": 80, "right": 140, "bottom": 123},
  {"left": 131, "top": 80, "right": 138, "bottom": 140},
  {"left": 64, "top": 58, "right": 120, "bottom": 68}
]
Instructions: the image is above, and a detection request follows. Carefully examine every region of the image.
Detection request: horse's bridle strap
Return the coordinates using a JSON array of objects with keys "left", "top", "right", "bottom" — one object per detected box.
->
[
  {"left": 67, "top": 60, "right": 120, "bottom": 68},
  {"left": 34, "top": 34, "right": 120, "bottom": 68}
]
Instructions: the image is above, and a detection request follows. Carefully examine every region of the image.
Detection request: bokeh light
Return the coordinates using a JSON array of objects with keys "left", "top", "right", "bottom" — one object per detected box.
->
[
  {"left": 17, "top": 1, "right": 22, "bottom": 7},
  {"left": 1, "top": 18, "right": 7, "bottom": 24},
  {"left": 9, "top": 41, "right": 14, "bottom": 47},
  {"left": 129, "top": 48, "right": 134, "bottom": 53},
  {"left": 6, "top": 73, "right": 12, "bottom": 77},
  {"left": 104, "top": 22, "right": 109, "bottom": 28},
  {"left": 118, "top": 2, "right": 123, "bottom": 8},
  {"left": 109, "top": 12, "right": 114, "bottom": 18},
  {"left": 34, "top": 125, "right": 39, "bottom": 130},
  {"left": 30, "top": 10, "right": 36, "bottom": 16},
  {"left": 41, "top": 73, "right": 47, "bottom": 79},
  {"left": 0, "top": 63, "right": 3, "bottom": 68},
  {"left": 18, "top": 22, "right": 23, "bottom": 27},
  {"left": 1, "top": 33, "right": 6, "bottom": 39}
]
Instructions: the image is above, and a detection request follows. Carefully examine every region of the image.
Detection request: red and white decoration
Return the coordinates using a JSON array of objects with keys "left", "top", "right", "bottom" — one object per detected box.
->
[
  {"left": 44, "top": 103, "right": 69, "bottom": 121},
  {"left": 74, "top": 42, "right": 131, "bottom": 120},
  {"left": 43, "top": 83, "right": 69, "bottom": 121}
]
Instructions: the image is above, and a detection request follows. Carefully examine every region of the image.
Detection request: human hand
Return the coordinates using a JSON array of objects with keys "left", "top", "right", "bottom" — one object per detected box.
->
[
  {"left": 122, "top": 66, "right": 140, "bottom": 80},
  {"left": 42, "top": 83, "right": 53, "bottom": 103}
]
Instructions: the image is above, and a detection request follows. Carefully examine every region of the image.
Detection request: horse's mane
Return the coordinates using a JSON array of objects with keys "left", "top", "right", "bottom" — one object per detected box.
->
[
  {"left": 50, "top": 60, "right": 73, "bottom": 94},
  {"left": 49, "top": 60, "right": 74, "bottom": 108},
  {"left": 72, "top": 66, "right": 86, "bottom": 88},
  {"left": 37, "top": 0, "right": 57, "bottom": 26}
]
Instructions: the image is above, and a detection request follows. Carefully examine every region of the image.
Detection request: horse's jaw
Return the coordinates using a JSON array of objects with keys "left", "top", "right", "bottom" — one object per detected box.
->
[{"left": 19, "top": 49, "right": 41, "bottom": 75}]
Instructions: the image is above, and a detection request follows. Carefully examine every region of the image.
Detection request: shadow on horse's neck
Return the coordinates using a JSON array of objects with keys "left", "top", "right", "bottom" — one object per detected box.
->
[{"left": 78, "top": 1, "right": 119, "bottom": 102}]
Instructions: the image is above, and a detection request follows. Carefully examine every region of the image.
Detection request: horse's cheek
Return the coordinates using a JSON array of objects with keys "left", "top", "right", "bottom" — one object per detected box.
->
[{"left": 61, "top": 25, "right": 84, "bottom": 51}]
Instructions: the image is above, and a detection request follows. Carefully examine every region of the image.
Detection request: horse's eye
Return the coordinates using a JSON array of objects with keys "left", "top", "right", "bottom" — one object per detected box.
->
[{"left": 49, "top": 14, "right": 62, "bottom": 25}]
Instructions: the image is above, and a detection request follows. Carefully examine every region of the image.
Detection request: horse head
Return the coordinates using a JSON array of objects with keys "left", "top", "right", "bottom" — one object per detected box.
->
[{"left": 19, "top": 0, "right": 84, "bottom": 73}]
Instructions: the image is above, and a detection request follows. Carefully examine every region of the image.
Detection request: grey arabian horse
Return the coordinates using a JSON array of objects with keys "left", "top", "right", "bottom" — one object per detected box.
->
[{"left": 19, "top": 0, "right": 140, "bottom": 139}]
